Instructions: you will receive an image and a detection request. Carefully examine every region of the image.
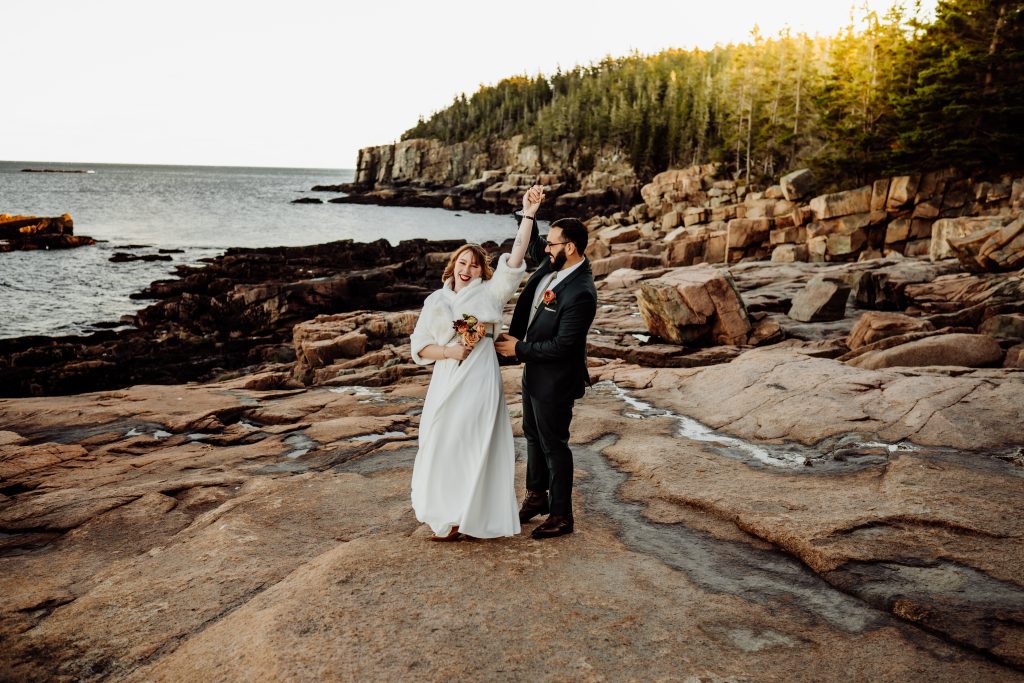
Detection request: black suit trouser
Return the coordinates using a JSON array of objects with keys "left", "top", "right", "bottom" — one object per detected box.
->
[{"left": 521, "top": 387, "right": 576, "bottom": 518}]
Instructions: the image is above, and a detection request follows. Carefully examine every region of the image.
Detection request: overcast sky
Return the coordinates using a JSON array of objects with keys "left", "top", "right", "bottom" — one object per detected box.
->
[{"left": 2, "top": 0, "right": 935, "bottom": 169}]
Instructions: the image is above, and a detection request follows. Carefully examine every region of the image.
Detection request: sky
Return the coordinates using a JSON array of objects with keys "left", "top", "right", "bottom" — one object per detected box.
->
[{"left": 2, "top": 0, "right": 936, "bottom": 169}]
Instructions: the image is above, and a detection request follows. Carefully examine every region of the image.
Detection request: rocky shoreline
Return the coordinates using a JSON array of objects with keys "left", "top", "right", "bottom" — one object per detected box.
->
[
  {"left": 2, "top": 279, "right": 1022, "bottom": 679},
  {"left": 3, "top": 161, "right": 1024, "bottom": 679},
  {"left": 0, "top": 238, "right": 474, "bottom": 397},
  {"left": 0, "top": 214, "right": 96, "bottom": 253},
  {"left": 297, "top": 136, "right": 640, "bottom": 217}
]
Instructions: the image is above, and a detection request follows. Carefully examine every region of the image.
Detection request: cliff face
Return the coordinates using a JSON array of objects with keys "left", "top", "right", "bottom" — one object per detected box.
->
[
  {"left": 337, "top": 136, "right": 640, "bottom": 216},
  {"left": 354, "top": 138, "right": 520, "bottom": 188}
]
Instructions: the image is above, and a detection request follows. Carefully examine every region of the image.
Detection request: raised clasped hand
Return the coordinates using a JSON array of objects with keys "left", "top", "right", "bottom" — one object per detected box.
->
[{"left": 522, "top": 184, "right": 545, "bottom": 215}]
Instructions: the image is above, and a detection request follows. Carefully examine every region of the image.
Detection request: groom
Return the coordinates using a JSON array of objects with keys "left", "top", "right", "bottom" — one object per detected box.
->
[{"left": 495, "top": 188, "right": 597, "bottom": 539}]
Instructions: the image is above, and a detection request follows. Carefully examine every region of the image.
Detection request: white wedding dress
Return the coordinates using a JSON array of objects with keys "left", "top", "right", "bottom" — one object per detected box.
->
[{"left": 409, "top": 254, "right": 527, "bottom": 538}]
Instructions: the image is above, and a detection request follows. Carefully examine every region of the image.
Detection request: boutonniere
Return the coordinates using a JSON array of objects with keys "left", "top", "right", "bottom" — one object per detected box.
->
[{"left": 543, "top": 289, "right": 556, "bottom": 305}]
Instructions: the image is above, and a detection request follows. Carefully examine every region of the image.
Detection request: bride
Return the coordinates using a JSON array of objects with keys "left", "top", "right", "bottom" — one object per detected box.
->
[{"left": 409, "top": 186, "right": 544, "bottom": 541}]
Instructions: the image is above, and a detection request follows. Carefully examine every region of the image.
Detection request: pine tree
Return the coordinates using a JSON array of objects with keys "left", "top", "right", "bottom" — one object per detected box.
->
[
  {"left": 398, "top": 4, "right": 1024, "bottom": 186},
  {"left": 892, "top": 0, "right": 1024, "bottom": 172}
]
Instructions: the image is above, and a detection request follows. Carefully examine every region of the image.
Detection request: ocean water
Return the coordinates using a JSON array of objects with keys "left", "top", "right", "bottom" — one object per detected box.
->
[{"left": 0, "top": 161, "right": 521, "bottom": 338}]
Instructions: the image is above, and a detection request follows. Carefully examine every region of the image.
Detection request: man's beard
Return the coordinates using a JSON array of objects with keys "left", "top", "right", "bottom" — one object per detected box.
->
[{"left": 550, "top": 250, "right": 567, "bottom": 271}]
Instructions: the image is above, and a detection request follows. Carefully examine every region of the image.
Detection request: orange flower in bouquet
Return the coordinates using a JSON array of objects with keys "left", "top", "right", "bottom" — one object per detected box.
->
[{"left": 453, "top": 314, "right": 488, "bottom": 350}]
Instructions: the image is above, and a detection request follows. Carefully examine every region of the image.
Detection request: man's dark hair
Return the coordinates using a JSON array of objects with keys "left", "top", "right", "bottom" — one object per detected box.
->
[{"left": 550, "top": 217, "right": 589, "bottom": 255}]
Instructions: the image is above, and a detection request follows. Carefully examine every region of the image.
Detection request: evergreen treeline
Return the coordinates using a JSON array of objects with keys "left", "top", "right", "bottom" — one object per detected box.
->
[{"left": 403, "top": 0, "right": 1024, "bottom": 188}]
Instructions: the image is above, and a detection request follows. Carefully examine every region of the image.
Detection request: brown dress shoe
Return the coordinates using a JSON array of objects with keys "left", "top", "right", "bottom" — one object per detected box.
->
[
  {"left": 518, "top": 491, "right": 549, "bottom": 523},
  {"left": 531, "top": 514, "right": 574, "bottom": 539}
]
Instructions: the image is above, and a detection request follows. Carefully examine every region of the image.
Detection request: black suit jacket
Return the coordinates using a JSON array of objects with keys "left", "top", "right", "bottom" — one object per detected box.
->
[{"left": 507, "top": 213, "right": 597, "bottom": 404}]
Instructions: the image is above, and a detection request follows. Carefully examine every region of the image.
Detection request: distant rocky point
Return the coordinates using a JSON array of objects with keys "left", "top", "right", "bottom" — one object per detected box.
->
[
  {"left": 316, "top": 136, "right": 638, "bottom": 217},
  {"left": 0, "top": 214, "right": 95, "bottom": 252},
  {"left": 20, "top": 168, "right": 93, "bottom": 173}
]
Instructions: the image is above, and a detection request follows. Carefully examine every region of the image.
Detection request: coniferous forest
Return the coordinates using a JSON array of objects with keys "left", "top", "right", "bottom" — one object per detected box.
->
[{"left": 403, "top": 0, "right": 1024, "bottom": 189}]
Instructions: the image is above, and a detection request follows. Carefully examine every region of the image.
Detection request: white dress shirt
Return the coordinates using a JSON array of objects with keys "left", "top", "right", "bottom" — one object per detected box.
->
[{"left": 526, "top": 258, "right": 585, "bottom": 331}]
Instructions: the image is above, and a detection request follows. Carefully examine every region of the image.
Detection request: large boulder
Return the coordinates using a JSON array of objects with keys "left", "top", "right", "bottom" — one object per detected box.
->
[
  {"left": 683, "top": 206, "right": 709, "bottom": 226},
  {"left": 870, "top": 178, "right": 890, "bottom": 211},
  {"left": 602, "top": 267, "right": 667, "bottom": 290},
  {"left": 770, "top": 226, "right": 806, "bottom": 245},
  {"left": 662, "top": 237, "right": 707, "bottom": 267},
  {"left": 901, "top": 269, "right": 1024, "bottom": 318},
  {"left": 947, "top": 216, "right": 1024, "bottom": 271},
  {"left": 787, "top": 276, "right": 851, "bottom": 322},
  {"left": 301, "top": 331, "right": 368, "bottom": 367},
  {"left": 1005, "top": 343, "right": 1024, "bottom": 368},
  {"left": 826, "top": 229, "right": 868, "bottom": 257},
  {"left": 979, "top": 313, "right": 1024, "bottom": 340},
  {"left": 662, "top": 224, "right": 728, "bottom": 266},
  {"left": 591, "top": 253, "right": 662, "bottom": 278},
  {"left": 661, "top": 209, "right": 682, "bottom": 231},
  {"left": 596, "top": 224, "right": 641, "bottom": 244},
  {"left": 482, "top": 181, "right": 519, "bottom": 204},
  {"left": 808, "top": 186, "right": 871, "bottom": 221},
  {"left": 847, "top": 333, "right": 1004, "bottom": 369},
  {"left": 886, "top": 175, "right": 919, "bottom": 209},
  {"left": 847, "top": 312, "right": 935, "bottom": 350},
  {"left": 779, "top": 168, "right": 813, "bottom": 201},
  {"left": 636, "top": 264, "right": 751, "bottom": 345},
  {"left": 806, "top": 212, "right": 873, "bottom": 238},
  {"left": 725, "top": 218, "right": 772, "bottom": 250},
  {"left": 930, "top": 216, "right": 1006, "bottom": 261},
  {"left": 885, "top": 218, "right": 911, "bottom": 244},
  {"left": 661, "top": 225, "right": 723, "bottom": 267},
  {"left": 292, "top": 311, "right": 418, "bottom": 380},
  {"left": 584, "top": 239, "right": 612, "bottom": 260},
  {"left": 976, "top": 216, "right": 1024, "bottom": 270},
  {"left": 0, "top": 213, "right": 95, "bottom": 252},
  {"left": 0, "top": 213, "right": 74, "bottom": 238},
  {"left": 770, "top": 244, "right": 808, "bottom": 263}
]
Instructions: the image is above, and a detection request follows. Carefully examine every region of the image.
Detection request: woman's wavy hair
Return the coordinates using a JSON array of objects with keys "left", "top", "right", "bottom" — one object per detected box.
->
[{"left": 441, "top": 244, "right": 493, "bottom": 285}]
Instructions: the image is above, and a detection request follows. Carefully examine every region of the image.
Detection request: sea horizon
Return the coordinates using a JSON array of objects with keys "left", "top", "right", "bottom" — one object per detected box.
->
[
  {"left": 4, "top": 159, "right": 352, "bottom": 173},
  {"left": 1, "top": 162, "right": 522, "bottom": 339}
]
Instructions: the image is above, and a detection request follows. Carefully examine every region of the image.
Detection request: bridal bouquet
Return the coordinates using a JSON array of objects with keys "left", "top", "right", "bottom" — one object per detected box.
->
[{"left": 453, "top": 314, "right": 488, "bottom": 350}]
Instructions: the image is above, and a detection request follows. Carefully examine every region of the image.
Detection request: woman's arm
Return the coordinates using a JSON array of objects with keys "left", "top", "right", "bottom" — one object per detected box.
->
[
  {"left": 417, "top": 343, "right": 471, "bottom": 362},
  {"left": 507, "top": 185, "right": 545, "bottom": 270}
]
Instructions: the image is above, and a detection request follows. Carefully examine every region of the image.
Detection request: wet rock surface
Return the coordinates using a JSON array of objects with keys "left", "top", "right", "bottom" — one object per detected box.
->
[
  {"left": 0, "top": 238, "right": 473, "bottom": 397},
  {"left": 1, "top": 348, "right": 1022, "bottom": 680},
  {"left": 2, "top": 233, "right": 1023, "bottom": 679},
  {"left": 4, "top": 160, "right": 1024, "bottom": 678}
]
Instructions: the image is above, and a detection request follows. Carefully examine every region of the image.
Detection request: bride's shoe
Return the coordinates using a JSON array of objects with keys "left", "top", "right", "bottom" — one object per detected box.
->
[{"left": 429, "top": 525, "right": 463, "bottom": 542}]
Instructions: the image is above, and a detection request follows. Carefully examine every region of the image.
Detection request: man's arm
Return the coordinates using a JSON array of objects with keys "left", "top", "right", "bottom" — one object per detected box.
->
[{"left": 513, "top": 292, "right": 597, "bottom": 363}]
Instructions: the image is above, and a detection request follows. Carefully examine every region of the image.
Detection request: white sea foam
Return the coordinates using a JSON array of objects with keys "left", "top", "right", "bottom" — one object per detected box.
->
[
  {"left": 599, "top": 381, "right": 806, "bottom": 468},
  {"left": 351, "top": 431, "right": 406, "bottom": 443},
  {"left": 599, "top": 380, "right": 911, "bottom": 468}
]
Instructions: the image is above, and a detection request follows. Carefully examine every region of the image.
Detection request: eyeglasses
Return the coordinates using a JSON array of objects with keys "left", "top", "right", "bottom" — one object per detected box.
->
[{"left": 543, "top": 240, "right": 571, "bottom": 247}]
